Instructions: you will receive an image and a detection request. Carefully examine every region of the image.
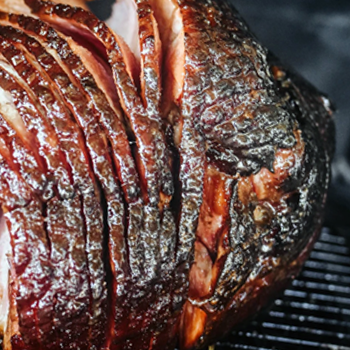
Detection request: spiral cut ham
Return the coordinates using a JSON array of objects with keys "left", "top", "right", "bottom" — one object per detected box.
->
[{"left": 0, "top": 0, "right": 334, "bottom": 349}]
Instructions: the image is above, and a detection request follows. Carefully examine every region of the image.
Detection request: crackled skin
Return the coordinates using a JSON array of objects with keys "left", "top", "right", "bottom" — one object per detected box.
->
[
  {"left": 176, "top": 1, "right": 333, "bottom": 348},
  {"left": 0, "top": 151, "right": 52, "bottom": 350},
  {"left": 0, "top": 0, "right": 334, "bottom": 350},
  {"left": 22, "top": 2, "right": 178, "bottom": 348},
  {"left": 0, "top": 24, "right": 111, "bottom": 349}
]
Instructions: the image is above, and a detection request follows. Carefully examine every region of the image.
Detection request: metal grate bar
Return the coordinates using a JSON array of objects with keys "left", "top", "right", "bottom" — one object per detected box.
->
[
  {"left": 274, "top": 298, "right": 350, "bottom": 315},
  {"left": 260, "top": 321, "right": 350, "bottom": 339},
  {"left": 268, "top": 310, "right": 350, "bottom": 328},
  {"left": 217, "top": 344, "right": 273, "bottom": 350},
  {"left": 291, "top": 279, "right": 350, "bottom": 294},
  {"left": 318, "top": 231, "right": 346, "bottom": 245},
  {"left": 310, "top": 251, "right": 350, "bottom": 265},
  {"left": 221, "top": 333, "right": 350, "bottom": 350},
  {"left": 283, "top": 289, "right": 350, "bottom": 306},
  {"left": 313, "top": 241, "right": 349, "bottom": 255},
  {"left": 304, "top": 260, "right": 350, "bottom": 274},
  {"left": 301, "top": 270, "right": 350, "bottom": 285}
]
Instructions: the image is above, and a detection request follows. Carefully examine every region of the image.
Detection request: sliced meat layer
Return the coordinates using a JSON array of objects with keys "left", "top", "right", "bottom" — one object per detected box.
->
[
  {"left": 0, "top": 65, "right": 73, "bottom": 200},
  {"left": 26, "top": 0, "right": 173, "bottom": 204},
  {"left": 0, "top": 0, "right": 89, "bottom": 13},
  {"left": 0, "top": 118, "right": 50, "bottom": 347},
  {"left": 149, "top": 0, "right": 206, "bottom": 342},
  {"left": 0, "top": 113, "right": 47, "bottom": 198},
  {"left": 0, "top": 0, "right": 31, "bottom": 15},
  {"left": 6, "top": 201, "right": 52, "bottom": 350},
  {"left": 46, "top": 196, "right": 90, "bottom": 350},
  {"left": 107, "top": 0, "right": 140, "bottom": 61},
  {"left": 140, "top": 2, "right": 189, "bottom": 348},
  {"left": 2, "top": 23, "right": 111, "bottom": 344},
  {"left": 0, "top": 153, "right": 52, "bottom": 350},
  {"left": 0, "top": 23, "right": 112, "bottom": 349},
  {"left": 21, "top": 2, "right": 178, "bottom": 347},
  {"left": 134, "top": 2, "right": 179, "bottom": 348},
  {"left": 137, "top": 0, "right": 174, "bottom": 206},
  {"left": 0, "top": 107, "right": 91, "bottom": 349},
  {"left": 148, "top": 0, "right": 185, "bottom": 116}
]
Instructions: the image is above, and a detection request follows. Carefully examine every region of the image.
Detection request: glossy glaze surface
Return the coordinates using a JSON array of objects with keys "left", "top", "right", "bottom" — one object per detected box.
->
[{"left": 0, "top": 0, "right": 334, "bottom": 349}]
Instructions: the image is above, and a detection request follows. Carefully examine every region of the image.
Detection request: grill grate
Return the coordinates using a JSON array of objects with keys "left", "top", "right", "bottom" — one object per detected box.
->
[{"left": 216, "top": 227, "right": 350, "bottom": 350}]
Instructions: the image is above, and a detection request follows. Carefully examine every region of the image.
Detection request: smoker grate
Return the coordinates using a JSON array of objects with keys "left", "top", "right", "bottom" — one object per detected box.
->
[{"left": 216, "top": 227, "right": 350, "bottom": 350}]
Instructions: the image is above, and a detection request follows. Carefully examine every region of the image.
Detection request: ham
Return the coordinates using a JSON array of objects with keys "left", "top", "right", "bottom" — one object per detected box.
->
[{"left": 0, "top": 0, "right": 334, "bottom": 349}]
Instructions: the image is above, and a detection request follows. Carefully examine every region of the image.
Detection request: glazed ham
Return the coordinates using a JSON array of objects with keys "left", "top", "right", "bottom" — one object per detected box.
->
[{"left": 0, "top": 0, "right": 334, "bottom": 349}]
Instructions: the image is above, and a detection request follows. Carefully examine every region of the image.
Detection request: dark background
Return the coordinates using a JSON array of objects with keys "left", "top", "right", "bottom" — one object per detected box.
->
[{"left": 90, "top": 0, "right": 350, "bottom": 228}]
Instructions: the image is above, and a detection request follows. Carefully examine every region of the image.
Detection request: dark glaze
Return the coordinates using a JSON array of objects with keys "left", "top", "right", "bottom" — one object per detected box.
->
[
  {"left": 0, "top": 24, "right": 110, "bottom": 349},
  {"left": 266, "top": 54, "right": 333, "bottom": 257},
  {"left": 23, "top": 1, "right": 179, "bottom": 348},
  {"left": 46, "top": 196, "right": 90, "bottom": 350},
  {"left": 0, "top": 153, "right": 31, "bottom": 211},
  {"left": 0, "top": 114, "right": 47, "bottom": 197},
  {"left": 0, "top": 69, "right": 73, "bottom": 201},
  {"left": 136, "top": 1, "right": 179, "bottom": 348},
  {"left": 0, "top": 0, "right": 334, "bottom": 349},
  {"left": 177, "top": 0, "right": 296, "bottom": 176},
  {"left": 0, "top": 153, "right": 52, "bottom": 350},
  {"left": 137, "top": 0, "right": 174, "bottom": 201},
  {"left": 176, "top": 1, "right": 333, "bottom": 347},
  {"left": 26, "top": 0, "right": 173, "bottom": 205}
]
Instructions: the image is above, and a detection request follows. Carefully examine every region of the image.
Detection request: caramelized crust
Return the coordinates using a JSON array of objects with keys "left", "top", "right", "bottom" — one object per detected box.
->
[
  {"left": 0, "top": 68, "right": 73, "bottom": 200},
  {"left": 0, "top": 20, "right": 110, "bottom": 349},
  {"left": 46, "top": 196, "right": 90, "bottom": 350},
  {"left": 0, "top": 0, "right": 335, "bottom": 349},
  {"left": 0, "top": 114, "right": 47, "bottom": 197},
  {"left": 0, "top": 154, "right": 52, "bottom": 349},
  {"left": 26, "top": 0, "right": 172, "bottom": 204}
]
